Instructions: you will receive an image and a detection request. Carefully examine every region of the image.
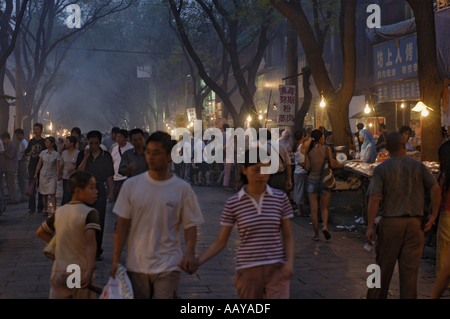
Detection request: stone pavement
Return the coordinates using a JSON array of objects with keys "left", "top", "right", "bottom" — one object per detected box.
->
[{"left": 0, "top": 180, "right": 448, "bottom": 299}]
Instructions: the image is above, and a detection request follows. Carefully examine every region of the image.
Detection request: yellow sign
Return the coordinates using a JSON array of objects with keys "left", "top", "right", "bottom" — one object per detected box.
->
[{"left": 176, "top": 115, "right": 188, "bottom": 128}]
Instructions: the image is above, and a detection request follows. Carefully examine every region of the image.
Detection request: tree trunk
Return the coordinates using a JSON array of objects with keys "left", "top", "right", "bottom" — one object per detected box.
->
[
  {"left": 270, "top": 0, "right": 357, "bottom": 149},
  {"left": 406, "top": 0, "right": 446, "bottom": 161},
  {"left": 285, "top": 19, "right": 299, "bottom": 134},
  {"left": 327, "top": 98, "right": 352, "bottom": 149}
]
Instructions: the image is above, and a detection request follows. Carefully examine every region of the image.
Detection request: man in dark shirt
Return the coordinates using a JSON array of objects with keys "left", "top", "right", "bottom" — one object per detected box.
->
[
  {"left": 365, "top": 132, "right": 440, "bottom": 299},
  {"left": 24, "top": 123, "right": 46, "bottom": 213},
  {"left": 119, "top": 128, "right": 149, "bottom": 178},
  {"left": 76, "top": 130, "right": 114, "bottom": 261}
]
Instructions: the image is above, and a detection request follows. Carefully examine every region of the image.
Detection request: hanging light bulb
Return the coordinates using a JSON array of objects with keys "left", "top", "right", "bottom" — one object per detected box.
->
[
  {"left": 364, "top": 103, "right": 371, "bottom": 114},
  {"left": 320, "top": 96, "right": 326, "bottom": 108},
  {"left": 422, "top": 109, "right": 429, "bottom": 117},
  {"left": 401, "top": 103, "right": 405, "bottom": 108},
  {"left": 247, "top": 115, "right": 252, "bottom": 122},
  {"left": 259, "top": 114, "right": 263, "bottom": 120}
]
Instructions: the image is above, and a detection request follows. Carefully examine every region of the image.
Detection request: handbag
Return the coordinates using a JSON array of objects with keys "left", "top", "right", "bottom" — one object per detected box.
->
[
  {"left": 43, "top": 235, "right": 56, "bottom": 260},
  {"left": 26, "top": 179, "right": 36, "bottom": 196},
  {"left": 320, "top": 146, "right": 336, "bottom": 191}
]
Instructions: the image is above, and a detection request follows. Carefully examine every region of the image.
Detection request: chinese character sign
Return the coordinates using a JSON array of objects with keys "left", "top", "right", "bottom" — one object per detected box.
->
[
  {"left": 376, "top": 79, "right": 420, "bottom": 103},
  {"left": 278, "top": 85, "right": 296, "bottom": 126},
  {"left": 187, "top": 108, "right": 196, "bottom": 122},
  {"left": 374, "top": 34, "right": 418, "bottom": 84},
  {"left": 176, "top": 115, "right": 188, "bottom": 128}
]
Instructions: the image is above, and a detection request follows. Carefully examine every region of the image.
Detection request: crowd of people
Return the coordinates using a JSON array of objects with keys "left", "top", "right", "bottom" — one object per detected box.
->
[{"left": 1, "top": 119, "right": 450, "bottom": 299}]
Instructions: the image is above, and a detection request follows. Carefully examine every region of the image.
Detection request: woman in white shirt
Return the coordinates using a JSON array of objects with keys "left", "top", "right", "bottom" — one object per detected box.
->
[{"left": 34, "top": 137, "right": 60, "bottom": 216}]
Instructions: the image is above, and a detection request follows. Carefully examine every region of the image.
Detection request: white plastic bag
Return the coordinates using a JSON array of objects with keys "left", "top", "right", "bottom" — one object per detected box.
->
[{"left": 100, "top": 264, "right": 134, "bottom": 299}]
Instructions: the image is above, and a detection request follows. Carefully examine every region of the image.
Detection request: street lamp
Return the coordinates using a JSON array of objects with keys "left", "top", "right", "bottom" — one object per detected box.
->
[{"left": 412, "top": 101, "right": 431, "bottom": 117}]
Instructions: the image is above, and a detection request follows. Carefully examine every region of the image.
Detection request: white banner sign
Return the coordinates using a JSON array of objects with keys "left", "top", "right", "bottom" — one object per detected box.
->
[
  {"left": 187, "top": 108, "right": 196, "bottom": 122},
  {"left": 278, "top": 85, "right": 296, "bottom": 126}
]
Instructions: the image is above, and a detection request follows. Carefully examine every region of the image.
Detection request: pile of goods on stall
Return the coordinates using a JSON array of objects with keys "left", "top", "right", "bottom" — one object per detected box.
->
[
  {"left": 344, "top": 157, "right": 440, "bottom": 178},
  {"left": 422, "top": 161, "right": 440, "bottom": 176},
  {"left": 344, "top": 161, "right": 379, "bottom": 177},
  {"left": 377, "top": 152, "right": 389, "bottom": 162}
]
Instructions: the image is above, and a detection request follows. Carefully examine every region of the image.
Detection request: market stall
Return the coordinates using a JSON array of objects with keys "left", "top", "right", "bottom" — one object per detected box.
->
[{"left": 342, "top": 155, "right": 440, "bottom": 225}]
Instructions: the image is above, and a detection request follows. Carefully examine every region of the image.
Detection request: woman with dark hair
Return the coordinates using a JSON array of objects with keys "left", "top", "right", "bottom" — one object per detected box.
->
[
  {"left": 34, "top": 137, "right": 60, "bottom": 216},
  {"left": 399, "top": 125, "right": 415, "bottom": 152},
  {"left": 58, "top": 136, "right": 80, "bottom": 206},
  {"left": 305, "top": 130, "right": 344, "bottom": 241},
  {"left": 71, "top": 127, "right": 88, "bottom": 151},
  {"left": 196, "top": 147, "right": 294, "bottom": 299}
]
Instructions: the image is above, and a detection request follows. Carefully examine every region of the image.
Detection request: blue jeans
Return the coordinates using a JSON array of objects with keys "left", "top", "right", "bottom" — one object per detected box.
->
[{"left": 307, "top": 178, "right": 330, "bottom": 195}]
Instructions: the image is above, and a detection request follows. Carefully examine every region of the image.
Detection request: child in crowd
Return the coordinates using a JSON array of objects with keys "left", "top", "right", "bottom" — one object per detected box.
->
[
  {"left": 36, "top": 171, "right": 100, "bottom": 299},
  {"left": 193, "top": 147, "right": 294, "bottom": 299},
  {"left": 34, "top": 137, "right": 60, "bottom": 216}
]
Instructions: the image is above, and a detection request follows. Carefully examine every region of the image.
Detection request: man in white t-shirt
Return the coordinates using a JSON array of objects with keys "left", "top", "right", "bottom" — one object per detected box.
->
[
  {"left": 110, "top": 129, "right": 133, "bottom": 201},
  {"left": 111, "top": 131, "right": 204, "bottom": 299}
]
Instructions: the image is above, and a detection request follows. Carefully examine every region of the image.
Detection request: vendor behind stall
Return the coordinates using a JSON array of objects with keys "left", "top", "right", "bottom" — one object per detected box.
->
[
  {"left": 359, "top": 129, "right": 378, "bottom": 163},
  {"left": 399, "top": 125, "right": 415, "bottom": 152},
  {"left": 375, "top": 123, "right": 388, "bottom": 153}
]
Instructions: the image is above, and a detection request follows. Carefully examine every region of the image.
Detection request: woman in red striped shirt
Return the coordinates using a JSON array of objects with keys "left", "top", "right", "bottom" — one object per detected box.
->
[{"left": 196, "top": 147, "right": 294, "bottom": 299}]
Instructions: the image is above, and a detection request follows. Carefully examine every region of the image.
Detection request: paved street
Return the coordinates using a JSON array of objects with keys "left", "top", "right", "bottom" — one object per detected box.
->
[{"left": 0, "top": 180, "right": 448, "bottom": 299}]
